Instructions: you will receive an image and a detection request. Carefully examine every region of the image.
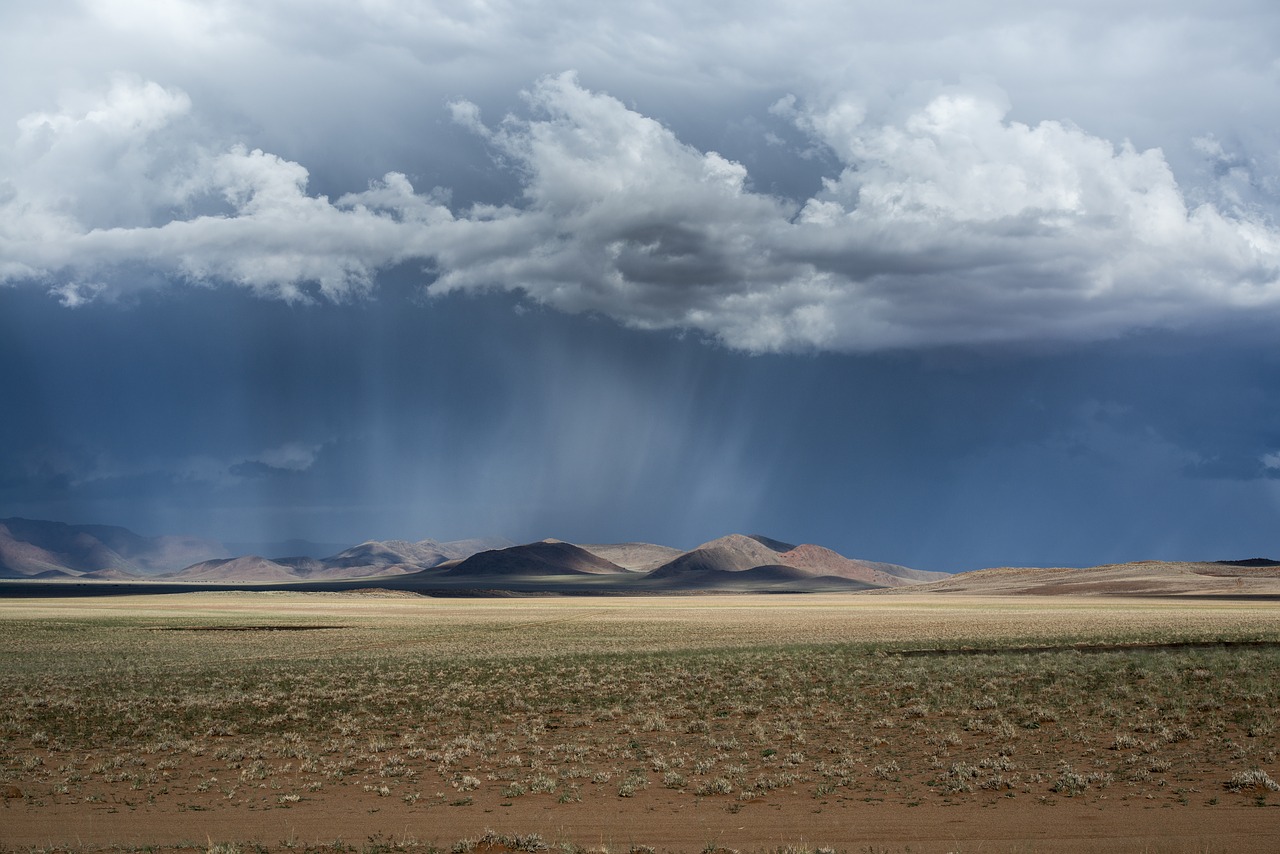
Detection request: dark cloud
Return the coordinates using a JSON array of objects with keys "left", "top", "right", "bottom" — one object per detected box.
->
[
  {"left": 2, "top": 282, "right": 1279, "bottom": 568},
  {"left": 3, "top": 2, "right": 1279, "bottom": 565},
  {"left": 2, "top": 4, "right": 1279, "bottom": 351}
]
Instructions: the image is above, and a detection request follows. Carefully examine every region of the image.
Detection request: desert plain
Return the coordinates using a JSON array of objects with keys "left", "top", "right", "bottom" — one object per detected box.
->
[{"left": 2, "top": 591, "right": 1280, "bottom": 853}]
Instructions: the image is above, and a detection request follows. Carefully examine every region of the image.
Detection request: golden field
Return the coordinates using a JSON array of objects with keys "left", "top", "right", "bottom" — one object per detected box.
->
[{"left": 2, "top": 592, "right": 1280, "bottom": 853}]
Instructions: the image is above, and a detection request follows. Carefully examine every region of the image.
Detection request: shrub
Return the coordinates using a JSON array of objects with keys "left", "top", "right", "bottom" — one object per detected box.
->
[{"left": 1226, "top": 769, "right": 1280, "bottom": 792}]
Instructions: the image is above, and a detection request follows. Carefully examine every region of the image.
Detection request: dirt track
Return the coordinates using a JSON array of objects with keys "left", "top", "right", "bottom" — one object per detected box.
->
[{"left": 6, "top": 793, "right": 1280, "bottom": 853}]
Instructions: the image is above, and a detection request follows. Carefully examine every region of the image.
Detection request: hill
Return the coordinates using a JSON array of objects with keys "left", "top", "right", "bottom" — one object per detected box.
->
[
  {"left": 647, "top": 534, "right": 789, "bottom": 579},
  {"left": 645, "top": 534, "right": 937, "bottom": 589},
  {"left": 885, "top": 560, "right": 1280, "bottom": 596},
  {"left": 169, "top": 536, "right": 515, "bottom": 581},
  {"left": 442, "top": 541, "right": 629, "bottom": 578},
  {"left": 0, "top": 516, "right": 936, "bottom": 594},
  {"left": 171, "top": 556, "right": 326, "bottom": 583},
  {"left": 771, "top": 542, "right": 942, "bottom": 587}
]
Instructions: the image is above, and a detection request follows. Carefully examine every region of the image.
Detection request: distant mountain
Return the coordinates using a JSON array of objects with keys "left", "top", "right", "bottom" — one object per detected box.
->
[
  {"left": 574, "top": 541, "right": 683, "bottom": 571},
  {"left": 644, "top": 534, "right": 938, "bottom": 588},
  {"left": 323, "top": 540, "right": 446, "bottom": 570},
  {"left": 883, "top": 560, "right": 1280, "bottom": 596},
  {"left": 171, "top": 536, "right": 516, "bottom": 582},
  {"left": 0, "top": 517, "right": 940, "bottom": 594},
  {"left": 324, "top": 537, "right": 513, "bottom": 571},
  {"left": 443, "top": 541, "right": 629, "bottom": 577},
  {"left": 0, "top": 517, "right": 226, "bottom": 577},
  {"left": 648, "top": 534, "right": 787, "bottom": 578},
  {"left": 772, "top": 543, "right": 943, "bottom": 587},
  {"left": 218, "top": 537, "right": 517, "bottom": 567},
  {"left": 170, "top": 556, "right": 325, "bottom": 582},
  {"left": 871, "top": 564, "right": 952, "bottom": 583}
]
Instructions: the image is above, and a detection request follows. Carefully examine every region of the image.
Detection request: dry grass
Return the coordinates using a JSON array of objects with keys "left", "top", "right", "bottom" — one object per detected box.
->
[{"left": 1, "top": 593, "right": 1279, "bottom": 851}]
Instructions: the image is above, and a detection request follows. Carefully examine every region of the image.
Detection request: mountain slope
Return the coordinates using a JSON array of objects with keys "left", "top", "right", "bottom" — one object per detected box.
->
[
  {"left": 773, "top": 543, "right": 925, "bottom": 587},
  {"left": 645, "top": 534, "right": 933, "bottom": 588},
  {"left": 0, "top": 517, "right": 939, "bottom": 593},
  {"left": 171, "top": 556, "right": 324, "bottom": 582},
  {"left": 443, "top": 541, "right": 629, "bottom": 577},
  {"left": 169, "top": 536, "right": 516, "bottom": 581},
  {"left": 884, "top": 560, "right": 1280, "bottom": 596},
  {"left": 323, "top": 540, "right": 448, "bottom": 570},
  {"left": 646, "top": 534, "right": 786, "bottom": 579},
  {"left": 322, "top": 537, "right": 514, "bottom": 570}
]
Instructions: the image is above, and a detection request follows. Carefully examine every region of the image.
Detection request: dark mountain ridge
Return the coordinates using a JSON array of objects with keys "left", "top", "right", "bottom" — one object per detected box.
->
[
  {"left": 0, "top": 517, "right": 934, "bottom": 593},
  {"left": 443, "top": 541, "right": 628, "bottom": 577}
]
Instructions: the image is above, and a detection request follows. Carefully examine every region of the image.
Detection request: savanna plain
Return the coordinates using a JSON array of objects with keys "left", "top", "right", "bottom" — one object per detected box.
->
[{"left": 3, "top": 593, "right": 1280, "bottom": 853}]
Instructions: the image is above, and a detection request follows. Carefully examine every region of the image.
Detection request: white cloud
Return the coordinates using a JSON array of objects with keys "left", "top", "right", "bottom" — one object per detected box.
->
[
  {"left": 427, "top": 75, "right": 1280, "bottom": 350},
  {"left": 0, "top": 79, "right": 452, "bottom": 302},
  {"left": 1263, "top": 451, "right": 1280, "bottom": 471},
  {"left": 2, "top": 73, "right": 1280, "bottom": 351}
]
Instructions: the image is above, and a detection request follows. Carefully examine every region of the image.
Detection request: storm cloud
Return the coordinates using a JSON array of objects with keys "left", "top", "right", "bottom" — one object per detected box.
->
[
  {"left": 3, "top": 2, "right": 1280, "bottom": 351},
  {"left": 4, "top": 2, "right": 1280, "bottom": 567}
]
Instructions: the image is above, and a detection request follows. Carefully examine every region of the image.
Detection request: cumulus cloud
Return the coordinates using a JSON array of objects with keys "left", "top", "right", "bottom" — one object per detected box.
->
[
  {"left": 3, "top": 73, "right": 1280, "bottom": 351},
  {"left": 425, "top": 77, "right": 1280, "bottom": 350},
  {"left": 0, "top": 78, "right": 452, "bottom": 302}
]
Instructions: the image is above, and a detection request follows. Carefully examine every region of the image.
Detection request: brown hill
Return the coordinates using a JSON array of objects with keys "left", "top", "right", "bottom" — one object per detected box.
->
[
  {"left": 647, "top": 534, "right": 785, "bottom": 579},
  {"left": 167, "top": 536, "right": 515, "bottom": 582},
  {"left": 885, "top": 561, "right": 1280, "bottom": 597},
  {"left": 645, "top": 534, "right": 934, "bottom": 589},
  {"left": 172, "top": 556, "right": 321, "bottom": 582},
  {"left": 323, "top": 540, "right": 451, "bottom": 570},
  {"left": 444, "top": 541, "right": 628, "bottom": 577},
  {"left": 0, "top": 517, "right": 942, "bottom": 594},
  {"left": 768, "top": 547, "right": 942, "bottom": 588},
  {"left": 324, "top": 537, "right": 512, "bottom": 571}
]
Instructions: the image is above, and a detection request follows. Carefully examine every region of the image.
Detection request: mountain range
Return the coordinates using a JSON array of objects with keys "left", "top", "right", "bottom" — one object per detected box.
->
[
  {"left": 9, "top": 516, "right": 1274, "bottom": 597},
  {"left": 0, "top": 517, "right": 226, "bottom": 579},
  {"left": 0, "top": 517, "right": 939, "bottom": 592}
]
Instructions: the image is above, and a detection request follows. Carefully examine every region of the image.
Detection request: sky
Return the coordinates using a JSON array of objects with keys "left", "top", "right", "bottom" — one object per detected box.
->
[{"left": 2, "top": 1, "right": 1280, "bottom": 571}]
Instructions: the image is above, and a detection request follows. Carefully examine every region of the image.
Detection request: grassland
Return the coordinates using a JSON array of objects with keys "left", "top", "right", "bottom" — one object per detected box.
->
[{"left": 2, "top": 592, "right": 1280, "bottom": 853}]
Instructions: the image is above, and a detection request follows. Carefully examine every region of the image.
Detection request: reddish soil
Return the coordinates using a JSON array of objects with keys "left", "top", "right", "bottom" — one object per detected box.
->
[{"left": 5, "top": 789, "right": 1280, "bottom": 852}]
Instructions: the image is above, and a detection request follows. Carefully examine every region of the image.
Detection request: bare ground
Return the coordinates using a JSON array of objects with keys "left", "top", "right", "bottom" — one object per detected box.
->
[{"left": 2, "top": 593, "right": 1279, "bottom": 853}]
